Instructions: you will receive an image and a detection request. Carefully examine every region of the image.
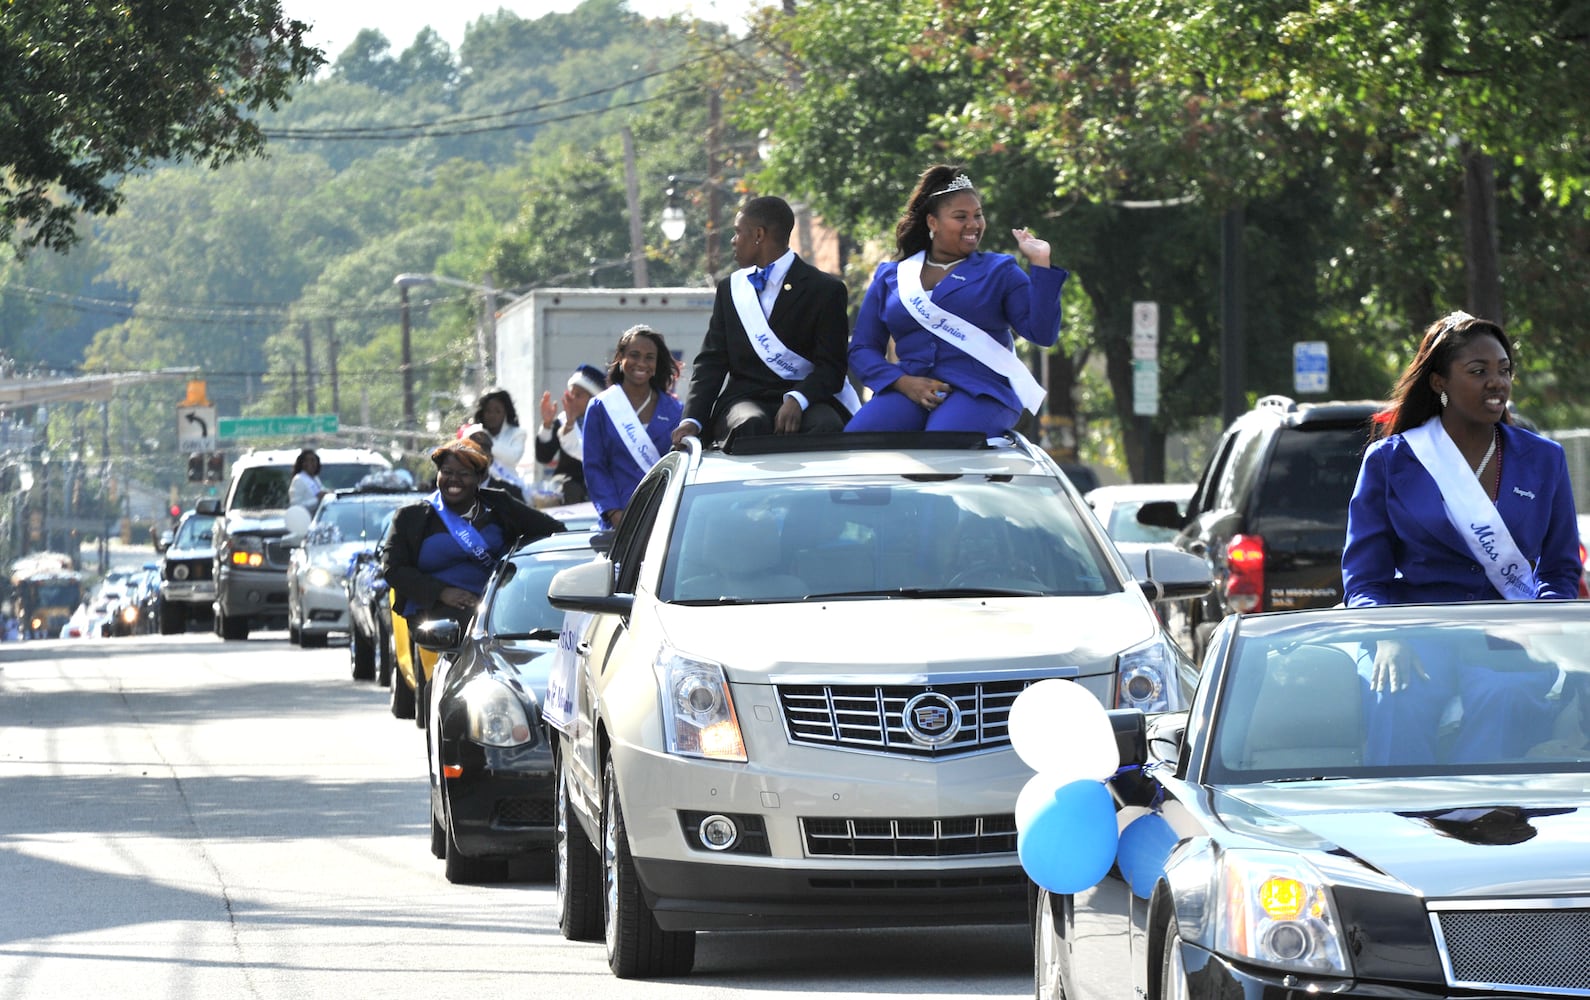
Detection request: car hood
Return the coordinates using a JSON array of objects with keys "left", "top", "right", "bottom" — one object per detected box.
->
[
  {"left": 1215, "top": 775, "right": 1590, "bottom": 897},
  {"left": 653, "top": 592, "right": 1155, "bottom": 681},
  {"left": 485, "top": 641, "right": 560, "bottom": 697},
  {"left": 166, "top": 544, "right": 216, "bottom": 560},
  {"left": 309, "top": 540, "right": 378, "bottom": 570},
  {"left": 224, "top": 510, "right": 287, "bottom": 535}
]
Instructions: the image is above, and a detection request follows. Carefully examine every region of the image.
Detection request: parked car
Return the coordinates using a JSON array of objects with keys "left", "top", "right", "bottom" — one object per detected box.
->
[
  {"left": 1140, "top": 394, "right": 1380, "bottom": 658},
  {"left": 157, "top": 509, "right": 217, "bottom": 634},
  {"left": 545, "top": 431, "right": 1209, "bottom": 978},
  {"left": 286, "top": 481, "right": 421, "bottom": 648},
  {"left": 412, "top": 531, "right": 607, "bottom": 884},
  {"left": 1033, "top": 600, "right": 1590, "bottom": 1000},
  {"left": 1085, "top": 483, "right": 1195, "bottom": 545},
  {"left": 198, "top": 447, "right": 392, "bottom": 640}
]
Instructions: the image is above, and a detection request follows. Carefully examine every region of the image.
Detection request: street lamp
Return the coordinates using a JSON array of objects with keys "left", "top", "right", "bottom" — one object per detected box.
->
[
  {"left": 393, "top": 272, "right": 522, "bottom": 406},
  {"left": 657, "top": 174, "right": 737, "bottom": 274},
  {"left": 392, "top": 274, "right": 430, "bottom": 431}
]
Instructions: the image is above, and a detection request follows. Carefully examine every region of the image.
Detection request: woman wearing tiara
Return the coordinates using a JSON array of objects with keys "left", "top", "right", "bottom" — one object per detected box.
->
[
  {"left": 846, "top": 164, "right": 1068, "bottom": 435},
  {"left": 581, "top": 324, "right": 681, "bottom": 530}
]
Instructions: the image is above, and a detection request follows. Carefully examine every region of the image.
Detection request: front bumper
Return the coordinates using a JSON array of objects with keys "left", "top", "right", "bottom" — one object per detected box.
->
[
  {"left": 299, "top": 580, "right": 350, "bottom": 636},
  {"left": 1182, "top": 940, "right": 1451, "bottom": 1000},
  {"left": 442, "top": 738, "right": 556, "bottom": 859},
  {"left": 215, "top": 564, "right": 287, "bottom": 619},
  {"left": 161, "top": 580, "right": 216, "bottom": 606}
]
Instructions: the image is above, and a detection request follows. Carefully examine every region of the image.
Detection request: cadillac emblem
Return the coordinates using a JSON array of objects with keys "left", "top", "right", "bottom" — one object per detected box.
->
[{"left": 902, "top": 691, "right": 961, "bottom": 746}]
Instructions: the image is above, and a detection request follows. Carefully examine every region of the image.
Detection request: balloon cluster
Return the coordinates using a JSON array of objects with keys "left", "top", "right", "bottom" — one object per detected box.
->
[{"left": 1011, "top": 679, "right": 1177, "bottom": 898}]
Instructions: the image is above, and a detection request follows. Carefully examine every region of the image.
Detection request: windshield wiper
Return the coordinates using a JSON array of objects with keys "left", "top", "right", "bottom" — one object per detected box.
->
[
  {"left": 803, "top": 587, "right": 1043, "bottom": 600},
  {"left": 492, "top": 628, "right": 560, "bottom": 641},
  {"left": 1264, "top": 774, "right": 1353, "bottom": 783}
]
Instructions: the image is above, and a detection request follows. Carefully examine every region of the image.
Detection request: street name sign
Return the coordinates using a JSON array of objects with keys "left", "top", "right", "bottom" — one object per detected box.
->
[{"left": 218, "top": 414, "right": 339, "bottom": 439}]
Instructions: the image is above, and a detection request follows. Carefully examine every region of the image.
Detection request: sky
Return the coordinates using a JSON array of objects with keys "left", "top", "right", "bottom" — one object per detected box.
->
[{"left": 278, "top": 0, "right": 762, "bottom": 56}]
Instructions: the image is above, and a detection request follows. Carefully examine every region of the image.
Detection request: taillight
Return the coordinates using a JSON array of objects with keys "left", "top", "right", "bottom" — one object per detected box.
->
[
  {"left": 1578, "top": 541, "right": 1587, "bottom": 599},
  {"left": 1225, "top": 533, "right": 1265, "bottom": 613}
]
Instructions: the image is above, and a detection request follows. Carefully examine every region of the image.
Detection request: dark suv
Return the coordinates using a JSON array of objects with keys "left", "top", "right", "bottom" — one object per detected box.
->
[{"left": 1141, "top": 394, "right": 1379, "bottom": 658}]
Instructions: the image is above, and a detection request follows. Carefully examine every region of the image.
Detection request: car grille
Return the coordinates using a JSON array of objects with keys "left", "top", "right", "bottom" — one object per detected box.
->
[
  {"left": 801, "top": 814, "right": 1017, "bottom": 858},
  {"left": 777, "top": 678, "right": 1038, "bottom": 757},
  {"left": 493, "top": 798, "right": 553, "bottom": 827},
  {"left": 264, "top": 540, "right": 294, "bottom": 567},
  {"left": 1433, "top": 902, "right": 1590, "bottom": 994},
  {"left": 166, "top": 560, "right": 211, "bottom": 582}
]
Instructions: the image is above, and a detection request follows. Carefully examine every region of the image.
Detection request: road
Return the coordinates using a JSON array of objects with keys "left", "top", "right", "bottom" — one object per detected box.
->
[{"left": 0, "top": 632, "right": 1035, "bottom": 1000}]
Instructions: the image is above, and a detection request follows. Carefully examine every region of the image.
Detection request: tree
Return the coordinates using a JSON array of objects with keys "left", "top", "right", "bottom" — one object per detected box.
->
[{"left": 0, "top": 0, "right": 323, "bottom": 254}]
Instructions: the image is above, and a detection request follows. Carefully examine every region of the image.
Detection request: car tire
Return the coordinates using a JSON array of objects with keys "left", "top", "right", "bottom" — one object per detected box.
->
[
  {"left": 602, "top": 756, "right": 695, "bottom": 978},
  {"left": 1159, "top": 919, "right": 1190, "bottom": 1000},
  {"left": 443, "top": 817, "right": 510, "bottom": 885},
  {"left": 159, "top": 599, "right": 186, "bottom": 636},
  {"left": 389, "top": 669, "right": 416, "bottom": 720},
  {"left": 1034, "top": 886, "right": 1067, "bottom": 1000},
  {"left": 375, "top": 613, "right": 395, "bottom": 688},
  {"left": 430, "top": 808, "right": 447, "bottom": 859},
  {"left": 217, "top": 608, "right": 250, "bottom": 641},
  {"left": 350, "top": 626, "right": 376, "bottom": 681},
  {"left": 412, "top": 641, "right": 429, "bottom": 730},
  {"left": 556, "top": 759, "right": 602, "bottom": 942}
]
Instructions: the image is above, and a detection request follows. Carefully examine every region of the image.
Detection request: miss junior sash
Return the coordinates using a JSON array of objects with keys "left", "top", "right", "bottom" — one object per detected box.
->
[
  {"left": 1402, "top": 417, "right": 1537, "bottom": 600},
  {"left": 895, "top": 253, "right": 1046, "bottom": 413},
  {"left": 731, "top": 268, "right": 861, "bottom": 413},
  {"left": 596, "top": 385, "right": 661, "bottom": 473},
  {"left": 427, "top": 491, "right": 496, "bottom": 570}
]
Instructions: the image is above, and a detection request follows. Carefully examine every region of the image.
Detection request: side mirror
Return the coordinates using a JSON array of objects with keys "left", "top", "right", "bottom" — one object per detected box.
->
[
  {"left": 548, "top": 558, "right": 634, "bottom": 617},
  {"left": 1141, "top": 546, "right": 1212, "bottom": 601},
  {"left": 414, "top": 618, "right": 462, "bottom": 652},
  {"left": 195, "top": 497, "right": 222, "bottom": 516},
  {"left": 155, "top": 531, "right": 173, "bottom": 553},
  {"left": 1106, "top": 708, "right": 1148, "bottom": 767}
]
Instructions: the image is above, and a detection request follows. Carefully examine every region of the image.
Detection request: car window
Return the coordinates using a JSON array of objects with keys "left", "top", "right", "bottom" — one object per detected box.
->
[
  {"left": 660, "top": 476, "right": 1115, "bottom": 603},
  {"left": 319, "top": 463, "right": 388, "bottom": 490},
  {"left": 612, "top": 470, "right": 670, "bottom": 593},
  {"left": 174, "top": 515, "right": 216, "bottom": 547},
  {"left": 235, "top": 467, "right": 290, "bottom": 508},
  {"left": 1107, "top": 500, "right": 1186, "bottom": 544},
  {"left": 1212, "top": 424, "right": 1267, "bottom": 512},
  {"left": 486, "top": 552, "right": 589, "bottom": 635},
  {"left": 1252, "top": 426, "right": 1370, "bottom": 527}
]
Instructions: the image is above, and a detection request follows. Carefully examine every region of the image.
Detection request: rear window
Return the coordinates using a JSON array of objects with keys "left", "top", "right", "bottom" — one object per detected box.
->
[{"left": 1252, "top": 425, "right": 1371, "bottom": 526}]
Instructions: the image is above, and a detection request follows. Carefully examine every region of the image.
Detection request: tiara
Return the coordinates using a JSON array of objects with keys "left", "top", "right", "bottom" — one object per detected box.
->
[{"left": 929, "top": 174, "right": 975, "bottom": 198}]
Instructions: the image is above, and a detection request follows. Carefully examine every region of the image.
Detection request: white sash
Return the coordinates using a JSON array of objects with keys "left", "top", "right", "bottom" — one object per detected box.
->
[
  {"left": 731, "top": 268, "right": 861, "bottom": 414},
  {"left": 596, "top": 385, "right": 661, "bottom": 474},
  {"left": 895, "top": 253, "right": 1046, "bottom": 413},
  {"left": 1403, "top": 417, "right": 1537, "bottom": 600}
]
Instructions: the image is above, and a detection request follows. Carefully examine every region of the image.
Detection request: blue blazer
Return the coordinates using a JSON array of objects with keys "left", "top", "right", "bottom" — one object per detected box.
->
[
  {"left": 848, "top": 252, "right": 1067, "bottom": 414},
  {"left": 581, "top": 392, "right": 683, "bottom": 521},
  {"left": 1342, "top": 422, "right": 1581, "bottom": 606}
]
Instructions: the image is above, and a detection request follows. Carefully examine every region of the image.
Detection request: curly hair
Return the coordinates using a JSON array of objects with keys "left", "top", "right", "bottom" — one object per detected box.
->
[
  {"left": 471, "top": 387, "right": 520, "bottom": 428},
  {"left": 893, "top": 164, "right": 978, "bottom": 259},
  {"left": 1376, "top": 311, "right": 1515, "bottom": 438},
  {"left": 606, "top": 324, "right": 680, "bottom": 394}
]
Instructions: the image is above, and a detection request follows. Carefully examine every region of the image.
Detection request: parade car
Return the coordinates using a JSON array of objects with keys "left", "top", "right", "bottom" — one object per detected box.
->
[
  {"left": 545, "top": 431, "right": 1210, "bottom": 979},
  {"left": 413, "top": 531, "right": 606, "bottom": 884},
  {"left": 1033, "top": 601, "right": 1590, "bottom": 1000}
]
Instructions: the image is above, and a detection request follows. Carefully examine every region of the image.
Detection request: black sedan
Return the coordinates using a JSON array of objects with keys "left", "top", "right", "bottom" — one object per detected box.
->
[
  {"left": 414, "top": 531, "right": 606, "bottom": 884},
  {"left": 1033, "top": 600, "right": 1590, "bottom": 1000},
  {"left": 345, "top": 549, "right": 395, "bottom": 685}
]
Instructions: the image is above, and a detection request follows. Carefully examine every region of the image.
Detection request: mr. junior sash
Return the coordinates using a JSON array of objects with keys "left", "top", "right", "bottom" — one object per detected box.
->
[
  {"left": 730, "top": 267, "right": 861, "bottom": 414},
  {"left": 1403, "top": 417, "right": 1537, "bottom": 600},
  {"left": 427, "top": 491, "right": 496, "bottom": 570},
  {"left": 895, "top": 253, "right": 1046, "bottom": 413},
  {"left": 596, "top": 385, "right": 661, "bottom": 474}
]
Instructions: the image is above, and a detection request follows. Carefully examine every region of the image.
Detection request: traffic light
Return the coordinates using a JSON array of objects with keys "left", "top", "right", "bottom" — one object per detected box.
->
[
  {"left": 187, "top": 452, "right": 204, "bottom": 483},
  {"left": 205, "top": 451, "right": 225, "bottom": 482}
]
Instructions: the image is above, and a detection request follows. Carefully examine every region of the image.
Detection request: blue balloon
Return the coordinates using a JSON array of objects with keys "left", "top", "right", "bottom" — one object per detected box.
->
[
  {"left": 1116, "top": 812, "right": 1179, "bottom": 899},
  {"left": 1018, "top": 779, "right": 1119, "bottom": 894}
]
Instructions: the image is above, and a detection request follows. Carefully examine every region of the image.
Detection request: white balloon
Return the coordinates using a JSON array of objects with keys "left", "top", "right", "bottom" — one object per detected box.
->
[
  {"left": 1008, "top": 678, "right": 1121, "bottom": 781},
  {"left": 284, "top": 505, "right": 311, "bottom": 537},
  {"left": 1016, "top": 772, "right": 1061, "bottom": 831}
]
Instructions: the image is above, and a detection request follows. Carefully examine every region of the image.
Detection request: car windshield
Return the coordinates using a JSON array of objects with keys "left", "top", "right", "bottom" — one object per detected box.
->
[
  {"left": 1106, "top": 498, "right": 1187, "bottom": 544},
  {"left": 658, "top": 475, "right": 1116, "bottom": 603},
  {"left": 233, "top": 463, "right": 387, "bottom": 509},
  {"left": 173, "top": 514, "right": 216, "bottom": 548},
  {"left": 485, "top": 550, "right": 595, "bottom": 636},
  {"left": 307, "top": 496, "right": 412, "bottom": 546},
  {"left": 1250, "top": 425, "right": 1368, "bottom": 528},
  {"left": 1208, "top": 609, "right": 1590, "bottom": 783}
]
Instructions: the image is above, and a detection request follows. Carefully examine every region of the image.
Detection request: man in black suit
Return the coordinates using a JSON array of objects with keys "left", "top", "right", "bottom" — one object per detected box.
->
[{"left": 671, "top": 195, "right": 855, "bottom": 449}]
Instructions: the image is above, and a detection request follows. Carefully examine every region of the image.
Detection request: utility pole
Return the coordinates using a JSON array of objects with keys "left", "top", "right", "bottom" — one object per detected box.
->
[
  {"left": 301, "top": 320, "right": 316, "bottom": 414},
  {"left": 622, "top": 126, "right": 650, "bottom": 288},
  {"left": 326, "top": 317, "right": 340, "bottom": 413},
  {"left": 707, "top": 90, "right": 722, "bottom": 275}
]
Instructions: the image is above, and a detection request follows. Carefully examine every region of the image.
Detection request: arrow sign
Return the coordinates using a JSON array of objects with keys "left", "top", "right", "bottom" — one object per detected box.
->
[{"left": 177, "top": 405, "right": 217, "bottom": 446}]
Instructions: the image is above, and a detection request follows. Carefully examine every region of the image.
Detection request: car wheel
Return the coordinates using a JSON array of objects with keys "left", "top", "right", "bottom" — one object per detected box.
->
[
  {"left": 556, "top": 758, "right": 602, "bottom": 941},
  {"left": 430, "top": 808, "right": 447, "bottom": 859},
  {"left": 217, "top": 609, "right": 250, "bottom": 641},
  {"left": 158, "top": 599, "right": 186, "bottom": 635},
  {"left": 389, "top": 669, "right": 416, "bottom": 720},
  {"left": 350, "top": 626, "right": 376, "bottom": 681},
  {"left": 443, "top": 818, "right": 510, "bottom": 884},
  {"left": 412, "top": 641, "right": 429, "bottom": 730},
  {"left": 1034, "top": 887, "right": 1067, "bottom": 1000},
  {"left": 1158, "top": 919, "right": 1190, "bottom": 1000},
  {"left": 375, "top": 614, "right": 395, "bottom": 688},
  {"left": 602, "top": 756, "right": 694, "bottom": 978}
]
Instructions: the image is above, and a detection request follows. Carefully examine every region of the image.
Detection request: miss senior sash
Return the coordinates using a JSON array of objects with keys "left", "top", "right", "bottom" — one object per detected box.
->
[
  {"left": 1403, "top": 417, "right": 1538, "bottom": 600},
  {"left": 427, "top": 491, "right": 496, "bottom": 570},
  {"left": 895, "top": 253, "right": 1046, "bottom": 413},
  {"left": 596, "top": 385, "right": 661, "bottom": 473},
  {"left": 731, "top": 268, "right": 862, "bottom": 413}
]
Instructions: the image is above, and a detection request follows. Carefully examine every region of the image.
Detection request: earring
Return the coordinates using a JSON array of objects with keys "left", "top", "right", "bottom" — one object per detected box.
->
[{"left": 1439, "top": 390, "right": 1449, "bottom": 408}]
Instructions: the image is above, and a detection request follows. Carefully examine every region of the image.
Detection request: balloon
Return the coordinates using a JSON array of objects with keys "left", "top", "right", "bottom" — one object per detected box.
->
[
  {"left": 1115, "top": 804, "right": 1150, "bottom": 834},
  {"left": 1009, "top": 678, "right": 1121, "bottom": 781},
  {"left": 1016, "top": 772, "right": 1061, "bottom": 832},
  {"left": 284, "top": 505, "right": 311, "bottom": 537},
  {"left": 1116, "top": 811, "right": 1179, "bottom": 899},
  {"left": 1017, "top": 779, "right": 1119, "bottom": 895}
]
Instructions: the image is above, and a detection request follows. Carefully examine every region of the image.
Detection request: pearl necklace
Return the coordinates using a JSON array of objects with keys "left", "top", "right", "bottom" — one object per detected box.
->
[
  {"left": 924, "top": 255, "right": 965, "bottom": 270},
  {"left": 1474, "top": 428, "right": 1498, "bottom": 481}
]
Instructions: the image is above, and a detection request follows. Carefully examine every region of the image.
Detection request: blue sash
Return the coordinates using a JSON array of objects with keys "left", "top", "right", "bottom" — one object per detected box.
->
[{"left": 428, "top": 491, "right": 497, "bottom": 571}]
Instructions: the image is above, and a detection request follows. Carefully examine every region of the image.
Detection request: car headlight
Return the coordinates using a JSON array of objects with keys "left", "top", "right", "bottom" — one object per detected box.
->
[
  {"left": 306, "top": 567, "right": 336, "bottom": 589},
  {"left": 460, "top": 676, "right": 536, "bottom": 747},
  {"left": 1115, "top": 634, "right": 1186, "bottom": 713},
  {"left": 655, "top": 644, "right": 746, "bottom": 762},
  {"left": 226, "top": 535, "right": 267, "bottom": 568},
  {"left": 1199, "top": 849, "right": 1350, "bottom": 976}
]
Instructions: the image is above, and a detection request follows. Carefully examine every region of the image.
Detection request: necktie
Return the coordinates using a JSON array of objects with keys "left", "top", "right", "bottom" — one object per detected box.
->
[{"left": 748, "top": 266, "right": 770, "bottom": 292}]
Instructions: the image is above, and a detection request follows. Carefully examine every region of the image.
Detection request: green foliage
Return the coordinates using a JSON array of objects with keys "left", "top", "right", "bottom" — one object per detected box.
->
[{"left": 0, "top": 0, "right": 324, "bottom": 253}]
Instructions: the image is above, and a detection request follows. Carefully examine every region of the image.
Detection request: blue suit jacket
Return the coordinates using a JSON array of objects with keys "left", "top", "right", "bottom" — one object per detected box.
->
[
  {"left": 581, "top": 392, "right": 683, "bottom": 521},
  {"left": 848, "top": 252, "right": 1067, "bottom": 414},
  {"left": 1342, "top": 422, "right": 1581, "bottom": 605}
]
